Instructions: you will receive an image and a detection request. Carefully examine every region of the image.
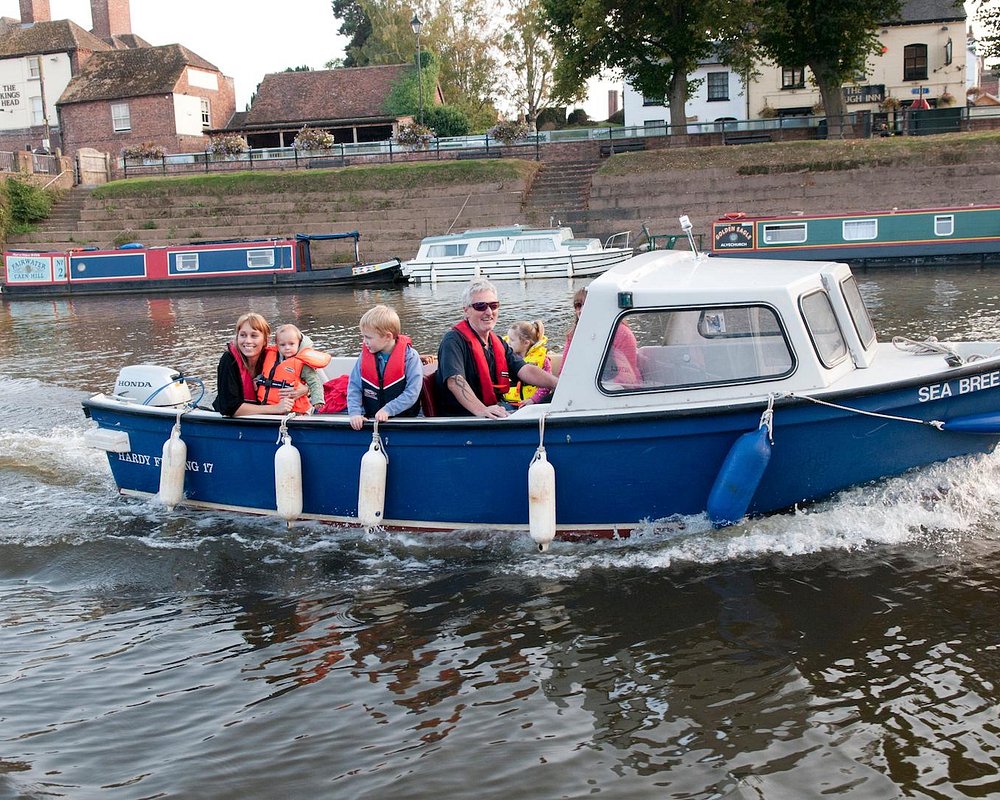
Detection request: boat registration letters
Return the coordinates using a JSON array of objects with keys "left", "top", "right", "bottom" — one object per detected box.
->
[
  {"left": 116, "top": 451, "right": 214, "bottom": 472},
  {"left": 918, "top": 369, "right": 1000, "bottom": 402}
]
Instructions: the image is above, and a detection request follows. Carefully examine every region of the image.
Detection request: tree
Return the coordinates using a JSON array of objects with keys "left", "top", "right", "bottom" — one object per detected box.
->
[
  {"left": 434, "top": 0, "right": 503, "bottom": 131},
  {"left": 499, "top": 0, "right": 560, "bottom": 130},
  {"left": 332, "top": 0, "right": 373, "bottom": 66},
  {"left": 976, "top": 0, "right": 1000, "bottom": 65},
  {"left": 542, "top": 0, "right": 753, "bottom": 130},
  {"left": 753, "top": 0, "right": 904, "bottom": 137}
]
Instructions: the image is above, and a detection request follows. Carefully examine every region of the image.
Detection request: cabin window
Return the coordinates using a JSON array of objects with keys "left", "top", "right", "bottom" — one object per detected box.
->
[
  {"left": 842, "top": 219, "right": 877, "bottom": 241},
  {"left": 512, "top": 238, "right": 557, "bottom": 254},
  {"left": 934, "top": 215, "right": 954, "bottom": 236},
  {"left": 762, "top": 223, "right": 807, "bottom": 245},
  {"left": 800, "top": 291, "right": 848, "bottom": 367},
  {"left": 247, "top": 249, "right": 275, "bottom": 268},
  {"left": 176, "top": 253, "right": 199, "bottom": 272},
  {"left": 427, "top": 243, "right": 468, "bottom": 257},
  {"left": 476, "top": 240, "right": 502, "bottom": 253},
  {"left": 111, "top": 103, "right": 131, "bottom": 132},
  {"left": 839, "top": 276, "right": 876, "bottom": 349},
  {"left": 600, "top": 305, "right": 795, "bottom": 394}
]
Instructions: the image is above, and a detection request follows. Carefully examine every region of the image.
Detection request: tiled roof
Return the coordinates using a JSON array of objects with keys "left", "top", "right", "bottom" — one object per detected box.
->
[
  {"left": 244, "top": 65, "right": 411, "bottom": 125},
  {"left": 58, "top": 43, "right": 221, "bottom": 104},
  {"left": 0, "top": 19, "right": 113, "bottom": 57},
  {"left": 890, "top": 0, "right": 966, "bottom": 24}
]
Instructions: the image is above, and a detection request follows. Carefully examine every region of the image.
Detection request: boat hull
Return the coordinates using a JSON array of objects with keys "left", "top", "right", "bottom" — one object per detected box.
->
[{"left": 83, "top": 362, "right": 1000, "bottom": 535}]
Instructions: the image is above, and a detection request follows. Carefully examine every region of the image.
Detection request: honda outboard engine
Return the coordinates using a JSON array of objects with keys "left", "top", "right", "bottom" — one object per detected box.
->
[{"left": 113, "top": 365, "right": 192, "bottom": 406}]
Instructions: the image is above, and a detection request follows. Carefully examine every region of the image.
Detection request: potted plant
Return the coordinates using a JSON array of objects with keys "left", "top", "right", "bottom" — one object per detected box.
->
[
  {"left": 758, "top": 103, "right": 778, "bottom": 119},
  {"left": 938, "top": 91, "right": 956, "bottom": 107},
  {"left": 394, "top": 122, "right": 435, "bottom": 149},
  {"left": 293, "top": 125, "right": 335, "bottom": 150},
  {"left": 209, "top": 133, "right": 249, "bottom": 159},
  {"left": 879, "top": 96, "right": 901, "bottom": 112},
  {"left": 122, "top": 142, "right": 165, "bottom": 165},
  {"left": 488, "top": 119, "right": 530, "bottom": 145}
]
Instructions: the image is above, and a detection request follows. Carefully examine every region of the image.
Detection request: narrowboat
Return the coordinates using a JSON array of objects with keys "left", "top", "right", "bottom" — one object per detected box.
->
[
  {"left": 403, "top": 224, "right": 633, "bottom": 283},
  {"left": 82, "top": 225, "right": 1000, "bottom": 550},
  {"left": 2, "top": 231, "right": 405, "bottom": 298},
  {"left": 710, "top": 205, "right": 1000, "bottom": 267}
]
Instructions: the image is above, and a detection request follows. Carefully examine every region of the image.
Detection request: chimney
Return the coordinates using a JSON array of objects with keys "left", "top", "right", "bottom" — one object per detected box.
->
[
  {"left": 90, "top": 0, "right": 132, "bottom": 40},
  {"left": 19, "top": 0, "right": 51, "bottom": 23}
]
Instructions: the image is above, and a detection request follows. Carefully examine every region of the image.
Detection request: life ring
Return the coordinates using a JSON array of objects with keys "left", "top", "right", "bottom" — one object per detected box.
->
[{"left": 724, "top": 212, "right": 746, "bottom": 220}]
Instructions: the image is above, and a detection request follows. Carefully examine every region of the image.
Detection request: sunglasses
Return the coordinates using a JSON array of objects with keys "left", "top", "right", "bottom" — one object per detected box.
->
[
  {"left": 573, "top": 301, "right": 584, "bottom": 309},
  {"left": 469, "top": 301, "right": 500, "bottom": 311}
]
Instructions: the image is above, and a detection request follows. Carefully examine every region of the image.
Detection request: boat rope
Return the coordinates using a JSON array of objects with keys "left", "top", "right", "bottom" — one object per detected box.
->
[
  {"left": 372, "top": 417, "right": 388, "bottom": 463},
  {"left": 446, "top": 193, "right": 473, "bottom": 234},
  {"left": 778, "top": 391, "right": 946, "bottom": 430},
  {"left": 275, "top": 413, "right": 296, "bottom": 445},
  {"left": 892, "top": 336, "right": 1000, "bottom": 366},
  {"left": 759, "top": 395, "right": 775, "bottom": 443},
  {"left": 537, "top": 413, "right": 547, "bottom": 449}
]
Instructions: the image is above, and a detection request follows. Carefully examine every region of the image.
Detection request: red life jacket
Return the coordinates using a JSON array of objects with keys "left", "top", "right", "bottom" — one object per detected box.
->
[
  {"left": 229, "top": 341, "right": 262, "bottom": 402},
  {"left": 453, "top": 320, "right": 511, "bottom": 404},
  {"left": 257, "top": 346, "right": 331, "bottom": 413},
  {"left": 359, "top": 334, "right": 420, "bottom": 417}
]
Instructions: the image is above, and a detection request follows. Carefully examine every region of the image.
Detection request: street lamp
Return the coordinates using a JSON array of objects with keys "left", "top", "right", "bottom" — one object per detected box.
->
[{"left": 411, "top": 12, "right": 424, "bottom": 125}]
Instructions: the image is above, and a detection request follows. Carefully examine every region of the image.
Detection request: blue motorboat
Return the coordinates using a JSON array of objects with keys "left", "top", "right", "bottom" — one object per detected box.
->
[{"left": 82, "top": 240, "right": 1000, "bottom": 549}]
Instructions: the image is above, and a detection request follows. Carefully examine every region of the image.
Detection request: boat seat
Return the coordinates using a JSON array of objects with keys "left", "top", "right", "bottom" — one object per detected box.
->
[{"left": 420, "top": 362, "right": 438, "bottom": 417}]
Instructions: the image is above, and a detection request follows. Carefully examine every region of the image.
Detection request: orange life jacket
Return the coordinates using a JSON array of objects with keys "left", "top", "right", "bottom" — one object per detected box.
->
[
  {"left": 257, "top": 346, "right": 331, "bottom": 413},
  {"left": 453, "top": 320, "right": 511, "bottom": 404}
]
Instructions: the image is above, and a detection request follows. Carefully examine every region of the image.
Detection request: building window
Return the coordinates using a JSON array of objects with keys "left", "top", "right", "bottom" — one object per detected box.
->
[
  {"left": 30, "top": 96, "right": 44, "bottom": 126},
  {"left": 200, "top": 98, "right": 211, "bottom": 128},
  {"left": 781, "top": 67, "right": 805, "bottom": 89},
  {"left": 28, "top": 56, "right": 40, "bottom": 78},
  {"left": 707, "top": 72, "right": 729, "bottom": 101},
  {"left": 111, "top": 103, "right": 131, "bottom": 132},
  {"left": 903, "top": 44, "right": 928, "bottom": 81}
]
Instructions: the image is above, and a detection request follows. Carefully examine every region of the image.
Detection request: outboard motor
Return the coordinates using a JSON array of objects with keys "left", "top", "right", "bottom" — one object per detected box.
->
[{"left": 114, "top": 365, "right": 192, "bottom": 406}]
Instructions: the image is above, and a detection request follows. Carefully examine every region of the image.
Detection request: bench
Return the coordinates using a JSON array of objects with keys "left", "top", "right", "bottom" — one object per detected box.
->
[
  {"left": 599, "top": 140, "right": 646, "bottom": 157},
  {"left": 305, "top": 157, "right": 347, "bottom": 168},
  {"left": 723, "top": 132, "right": 773, "bottom": 146},
  {"left": 456, "top": 149, "right": 502, "bottom": 160},
  {"left": 420, "top": 362, "right": 438, "bottom": 417}
]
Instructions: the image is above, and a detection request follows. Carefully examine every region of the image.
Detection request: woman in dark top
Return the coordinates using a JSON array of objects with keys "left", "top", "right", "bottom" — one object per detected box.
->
[{"left": 213, "top": 312, "right": 298, "bottom": 417}]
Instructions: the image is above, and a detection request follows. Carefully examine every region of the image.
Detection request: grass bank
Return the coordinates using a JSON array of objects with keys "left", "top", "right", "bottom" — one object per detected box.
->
[
  {"left": 92, "top": 158, "right": 539, "bottom": 199},
  {"left": 597, "top": 130, "right": 1000, "bottom": 176}
]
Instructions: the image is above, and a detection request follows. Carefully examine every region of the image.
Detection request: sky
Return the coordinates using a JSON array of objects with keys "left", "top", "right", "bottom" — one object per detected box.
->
[{"left": 0, "top": 0, "right": 617, "bottom": 119}]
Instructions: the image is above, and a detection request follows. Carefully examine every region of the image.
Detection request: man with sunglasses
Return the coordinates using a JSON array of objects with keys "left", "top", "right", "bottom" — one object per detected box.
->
[{"left": 435, "top": 279, "right": 558, "bottom": 417}]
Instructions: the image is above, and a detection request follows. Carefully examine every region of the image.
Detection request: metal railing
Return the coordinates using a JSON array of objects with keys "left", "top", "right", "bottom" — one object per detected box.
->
[{"left": 117, "top": 105, "right": 1000, "bottom": 179}]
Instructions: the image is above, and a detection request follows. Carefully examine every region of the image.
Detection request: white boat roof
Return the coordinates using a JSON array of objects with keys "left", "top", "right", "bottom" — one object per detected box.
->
[{"left": 420, "top": 225, "right": 576, "bottom": 244}]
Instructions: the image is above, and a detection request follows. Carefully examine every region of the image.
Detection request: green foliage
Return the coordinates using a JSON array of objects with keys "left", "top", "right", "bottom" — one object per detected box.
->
[
  {"left": 5, "top": 178, "right": 54, "bottom": 230},
  {"left": 977, "top": 0, "right": 1000, "bottom": 64},
  {"left": 536, "top": 107, "right": 567, "bottom": 128},
  {"left": 607, "top": 109, "right": 624, "bottom": 126},
  {"left": 422, "top": 105, "right": 470, "bottom": 137},
  {"left": 209, "top": 134, "right": 249, "bottom": 155},
  {"left": 383, "top": 51, "right": 441, "bottom": 118},
  {"left": 489, "top": 119, "right": 530, "bottom": 144},
  {"left": 394, "top": 122, "right": 435, "bottom": 147},
  {"left": 566, "top": 108, "right": 589, "bottom": 125}
]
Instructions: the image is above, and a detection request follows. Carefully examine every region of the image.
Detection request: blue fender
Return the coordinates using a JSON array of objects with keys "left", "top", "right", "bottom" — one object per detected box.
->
[{"left": 707, "top": 426, "right": 772, "bottom": 528}]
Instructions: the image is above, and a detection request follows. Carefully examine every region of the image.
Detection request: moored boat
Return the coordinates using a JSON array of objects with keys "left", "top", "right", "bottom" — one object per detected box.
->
[
  {"left": 709, "top": 204, "right": 1000, "bottom": 267},
  {"left": 2, "top": 231, "right": 405, "bottom": 298},
  {"left": 82, "top": 230, "right": 1000, "bottom": 549},
  {"left": 403, "top": 224, "right": 633, "bottom": 283}
]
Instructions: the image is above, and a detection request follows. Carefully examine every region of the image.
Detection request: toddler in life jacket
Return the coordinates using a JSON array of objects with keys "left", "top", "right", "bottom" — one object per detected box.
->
[
  {"left": 256, "top": 324, "right": 331, "bottom": 414},
  {"left": 503, "top": 319, "right": 552, "bottom": 407},
  {"left": 347, "top": 305, "right": 423, "bottom": 430}
]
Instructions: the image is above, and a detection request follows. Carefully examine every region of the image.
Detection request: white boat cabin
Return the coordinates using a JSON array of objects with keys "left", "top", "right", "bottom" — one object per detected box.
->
[{"left": 414, "top": 225, "right": 618, "bottom": 261}]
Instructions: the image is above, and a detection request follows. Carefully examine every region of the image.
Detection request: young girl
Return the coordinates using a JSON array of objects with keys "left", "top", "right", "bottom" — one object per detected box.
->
[
  {"left": 503, "top": 319, "right": 551, "bottom": 407},
  {"left": 256, "top": 324, "right": 331, "bottom": 414},
  {"left": 213, "top": 312, "right": 297, "bottom": 417}
]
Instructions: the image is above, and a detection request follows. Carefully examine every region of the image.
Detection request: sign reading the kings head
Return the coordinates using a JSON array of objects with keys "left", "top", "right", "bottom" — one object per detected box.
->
[
  {"left": 0, "top": 84, "right": 21, "bottom": 108},
  {"left": 843, "top": 84, "right": 885, "bottom": 105},
  {"left": 713, "top": 222, "right": 754, "bottom": 250}
]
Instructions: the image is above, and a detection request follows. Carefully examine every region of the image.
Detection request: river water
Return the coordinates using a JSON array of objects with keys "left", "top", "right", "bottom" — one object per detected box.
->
[{"left": 1, "top": 268, "right": 999, "bottom": 799}]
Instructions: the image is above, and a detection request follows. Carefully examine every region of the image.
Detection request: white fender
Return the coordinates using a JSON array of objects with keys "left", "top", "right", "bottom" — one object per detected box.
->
[
  {"left": 274, "top": 434, "right": 303, "bottom": 523},
  {"left": 357, "top": 431, "right": 388, "bottom": 528},
  {"left": 158, "top": 423, "right": 187, "bottom": 510},
  {"left": 528, "top": 447, "right": 556, "bottom": 552}
]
